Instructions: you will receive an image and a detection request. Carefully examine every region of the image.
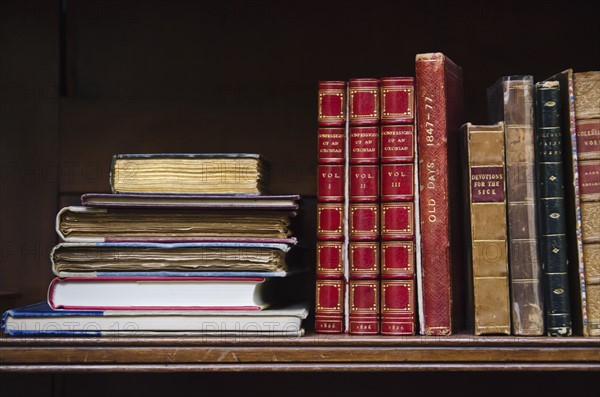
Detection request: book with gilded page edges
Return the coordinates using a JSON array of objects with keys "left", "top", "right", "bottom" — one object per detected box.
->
[
  {"left": 488, "top": 75, "right": 545, "bottom": 336},
  {"left": 462, "top": 122, "right": 511, "bottom": 335},
  {"left": 415, "top": 53, "right": 465, "bottom": 335},
  {"left": 574, "top": 71, "right": 600, "bottom": 336},
  {"left": 534, "top": 81, "right": 572, "bottom": 336},
  {"left": 110, "top": 154, "right": 268, "bottom": 195}
]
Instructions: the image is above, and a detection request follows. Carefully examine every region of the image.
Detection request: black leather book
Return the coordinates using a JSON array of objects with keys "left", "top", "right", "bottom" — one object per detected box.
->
[{"left": 534, "top": 81, "right": 572, "bottom": 336}]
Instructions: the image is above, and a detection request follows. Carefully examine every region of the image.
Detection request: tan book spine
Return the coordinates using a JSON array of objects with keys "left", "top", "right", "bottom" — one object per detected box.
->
[
  {"left": 463, "top": 122, "right": 511, "bottom": 335},
  {"left": 574, "top": 71, "right": 600, "bottom": 336}
]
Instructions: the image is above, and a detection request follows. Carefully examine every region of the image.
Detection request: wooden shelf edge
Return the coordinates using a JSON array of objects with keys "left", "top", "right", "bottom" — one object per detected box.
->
[{"left": 1, "top": 363, "right": 599, "bottom": 373}]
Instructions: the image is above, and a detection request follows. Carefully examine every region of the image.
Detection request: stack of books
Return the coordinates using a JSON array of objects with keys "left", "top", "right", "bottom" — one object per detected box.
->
[{"left": 2, "top": 154, "right": 308, "bottom": 337}]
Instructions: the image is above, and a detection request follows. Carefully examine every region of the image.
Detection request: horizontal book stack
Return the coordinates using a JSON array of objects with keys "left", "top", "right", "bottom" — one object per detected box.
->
[{"left": 2, "top": 154, "right": 308, "bottom": 337}]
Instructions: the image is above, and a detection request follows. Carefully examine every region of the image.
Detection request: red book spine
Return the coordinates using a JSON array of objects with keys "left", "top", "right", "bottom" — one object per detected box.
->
[
  {"left": 379, "top": 77, "right": 417, "bottom": 335},
  {"left": 348, "top": 78, "right": 380, "bottom": 334},
  {"left": 415, "top": 53, "right": 464, "bottom": 335},
  {"left": 316, "top": 81, "right": 347, "bottom": 333}
]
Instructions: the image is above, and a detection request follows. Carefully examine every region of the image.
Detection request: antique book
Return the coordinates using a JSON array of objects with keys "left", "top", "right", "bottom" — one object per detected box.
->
[
  {"left": 534, "top": 81, "right": 572, "bottom": 336},
  {"left": 47, "top": 276, "right": 292, "bottom": 310},
  {"left": 548, "top": 69, "right": 587, "bottom": 335},
  {"left": 379, "top": 76, "right": 417, "bottom": 335},
  {"left": 415, "top": 53, "right": 465, "bottom": 335},
  {"left": 316, "top": 81, "right": 347, "bottom": 334},
  {"left": 348, "top": 78, "right": 380, "bottom": 334},
  {"left": 574, "top": 71, "right": 600, "bottom": 336},
  {"left": 56, "top": 206, "right": 294, "bottom": 241},
  {"left": 462, "top": 122, "right": 511, "bottom": 335},
  {"left": 1, "top": 302, "right": 308, "bottom": 337},
  {"left": 488, "top": 75, "right": 545, "bottom": 336},
  {"left": 50, "top": 241, "right": 295, "bottom": 277},
  {"left": 81, "top": 193, "right": 300, "bottom": 210},
  {"left": 110, "top": 154, "right": 267, "bottom": 195}
]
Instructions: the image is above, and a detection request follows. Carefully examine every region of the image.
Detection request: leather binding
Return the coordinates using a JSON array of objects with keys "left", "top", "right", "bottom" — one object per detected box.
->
[
  {"left": 318, "top": 165, "right": 345, "bottom": 202},
  {"left": 349, "top": 279, "right": 379, "bottom": 334},
  {"left": 574, "top": 71, "right": 600, "bottom": 336},
  {"left": 315, "top": 279, "right": 345, "bottom": 333},
  {"left": 318, "top": 81, "right": 346, "bottom": 127},
  {"left": 350, "top": 126, "right": 379, "bottom": 164},
  {"left": 462, "top": 122, "right": 511, "bottom": 335},
  {"left": 534, "top": 81, "right": 572, "bottom": 336},
  {"left": 349, "top": 79, "right": 380, "bottom": 126},
  {"left": 318, "top": 127, "right": 345, "bottom": 164},
  {"left": 316, "top": 241, "right": 344, "bottom": 279},
  {"left": 349, "top": 165, "right": 379, "bottom": 202},
  {"left": 379, "top": 77, "right": 417, "bottom": 335},
  {"left": 488, "top": 75, "right": 545, "bottom": 336},
  {"left": 316, "top": 81, "right": 348, "bottom": 334},
  {"left": 416, "top": 53, "right": 465, "bottom": 335},
  {"left": 349, "top": 242, "right": 379, "bottom": 279}
]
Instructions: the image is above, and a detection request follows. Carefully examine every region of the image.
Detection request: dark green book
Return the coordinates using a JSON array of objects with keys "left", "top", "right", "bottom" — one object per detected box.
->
[{"left": 534, "top": 80, "right": 572, "bottom": 336}]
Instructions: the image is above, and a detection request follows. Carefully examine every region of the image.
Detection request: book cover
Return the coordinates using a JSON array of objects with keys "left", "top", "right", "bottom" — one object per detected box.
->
[
  {"left": 379, "top": 76, "right": 417, "bottom": 335},
  {"left": 348, "top": 78, "right": 380, "bottom": 334},
  {"left": 415, "top": 53, "right": 465, "bottom": 335},
  {"left": 462, "top": 122, "right": 511, "bottom": 335},
  {"left": 534, "top": 80, "right": 572, "bottom": 336},
  {"left": 47, "top": 276, "right": 296, "bottom": 311},
  {"left": 2, "top": 302, "right": 307, "bottom": 337},
  {"left": 574, "top": 71, "right": 600, "bottom": 337},
  {"left": 316, "top": 81, "right": 347, "bottom": 334},
  {"left": 488, "top": 75, "right": 545, "bottom": 336},
  {"left": 81, "top": 193, "right": 300, "bottom": 211}
]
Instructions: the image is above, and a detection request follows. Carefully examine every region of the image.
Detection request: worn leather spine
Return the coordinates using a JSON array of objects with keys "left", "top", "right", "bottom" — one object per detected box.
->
[
  {"left": 534, "top": 81, "right": 572, "bottom": 336},
  {"left": 488, "top": 75, "right": 545, "bottom": 335},
  {"left": 574, "top": 71, "right": 600, "bottom": 336},
  {"left": 462, "top": 122, "right": 511, "bottom": 335},
  {"left": 416, "top": 53, "right": 465, "bottom": 335}
]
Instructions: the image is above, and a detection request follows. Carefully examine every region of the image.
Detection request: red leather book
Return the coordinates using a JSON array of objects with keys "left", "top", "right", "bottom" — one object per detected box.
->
[
  {"left": 415, "top": 53, "right": 464, "bottom": 335},
  {"left": 349, "top": 165, "right": 379, "bottom": 202},
  {"left": 315, "top": 279, "right": 345, "bottom": 333},
  {"left": 349, "top": 242, "right": 379, "bottom": 279},
  {"left": 316, "top": 81, "right": 348, "bottom": 334},
  {"left": 349, "top": 279, "right": 379, "bottom": 334},
  {"left": 378, "top": 77, "right": 417, "bottom": 335},
  {"left": 350, "top": 126, "right": 379, "bottom": 164}
]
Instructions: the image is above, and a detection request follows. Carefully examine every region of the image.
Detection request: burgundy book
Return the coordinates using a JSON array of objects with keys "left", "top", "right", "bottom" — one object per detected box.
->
[
  {"left": 348, "top": 78, "right": 380, "bottom": 334},
  {"left": 379, "top": 77, "right": 417, "bottom": 335},
  {"left": 316, "top": 81, "right": 347, "bottom": 333},
  {"left": 415, "top": 53, "right": 465, "bottom": 335}
]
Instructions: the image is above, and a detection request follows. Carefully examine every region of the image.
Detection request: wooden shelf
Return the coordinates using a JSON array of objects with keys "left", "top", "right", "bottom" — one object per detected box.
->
[{"left": 2, "top": 333, "right": 599, "bottom": 372}]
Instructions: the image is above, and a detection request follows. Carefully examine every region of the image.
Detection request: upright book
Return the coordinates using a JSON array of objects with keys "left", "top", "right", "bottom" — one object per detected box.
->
[
  {"left": 488, "top": 75, "right": 545, "bottom": 336},
  {"left": 379, "top": 76, "right": 417, "bottom": 335},
  {"left": 534, "top": 80, "right": 572, "bottom": 336},
  {"left": 316, "top": 81, "right": 347, "bottom": 333},
  {"left": 415, "top": 53, "right": 465, "bottom": 335},
  {"left": 462, "top": 122, "right": 511, "bottom": 335},
  {"left": 574, "top": 71, "right": 600, "bottom": 336}
]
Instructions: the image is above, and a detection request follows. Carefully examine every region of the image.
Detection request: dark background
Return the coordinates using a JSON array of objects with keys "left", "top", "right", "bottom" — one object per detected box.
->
[{"left": 1, "top": 0, "right": 599, "bottom": 395}]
